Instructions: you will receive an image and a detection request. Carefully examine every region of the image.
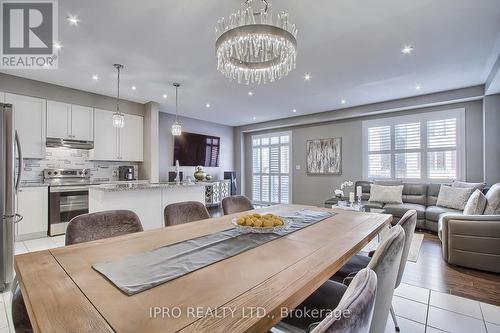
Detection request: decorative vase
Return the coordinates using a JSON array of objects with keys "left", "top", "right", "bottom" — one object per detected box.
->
[{"left": 194, "top": 166, "right": 206, "bottom": 181}]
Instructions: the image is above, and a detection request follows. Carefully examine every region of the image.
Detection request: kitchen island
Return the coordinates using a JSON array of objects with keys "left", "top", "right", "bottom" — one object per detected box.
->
[{"left": 89, "top": 183, "right": 205, "bottom": 230}]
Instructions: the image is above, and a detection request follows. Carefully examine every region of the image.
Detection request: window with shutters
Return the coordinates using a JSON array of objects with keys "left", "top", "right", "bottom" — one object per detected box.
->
[
  {"left": 362, "top": 109, "right": 465, "bottom": 181},
  {"left": 252, "top": 131, "right": 292, "bottom": 205}
]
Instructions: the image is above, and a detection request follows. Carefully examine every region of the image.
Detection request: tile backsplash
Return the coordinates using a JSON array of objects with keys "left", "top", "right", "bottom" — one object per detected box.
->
[{"left": 22, "top": 147, "right": 140, "bottom": 183}]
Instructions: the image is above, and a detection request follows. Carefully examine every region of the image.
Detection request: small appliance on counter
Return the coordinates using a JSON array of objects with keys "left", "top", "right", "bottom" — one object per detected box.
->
[{"left": 119, "top": 166, "right": 136, "bottom": 181}]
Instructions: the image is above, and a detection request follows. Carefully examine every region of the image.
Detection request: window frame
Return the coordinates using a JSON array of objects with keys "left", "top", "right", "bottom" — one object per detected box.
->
[
  {"left": 251, "top": 131, "right": 293, "bottom": 205},
  {"left": 362, "top": 108, "right": 466, "bottom": 182}
]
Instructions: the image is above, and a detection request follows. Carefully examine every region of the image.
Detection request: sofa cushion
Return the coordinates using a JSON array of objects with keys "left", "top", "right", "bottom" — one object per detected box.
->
[
  {"left": 452, "top": 181, "right": 486, "bottom": 192},
  {"left": 484, "top": 183, "right": 500, "bottom": 215},
  {"left": 384, "top": 203, "right": 426, "bottom": 219},
  {"left": 369, "top": 184, "right": 404, "bottom": 204},
  {"left": 402, "top": 183, "right": 428, "bottom": 205},
  {"left": 463, "top": 189, "right": 487, "bottom": 215},
  {"left": 436, "top": 185, "right": 474, "bottom": 210},
  {"left": 361, "top": 201, "right": 385, "bottom": 209},
  {"left": 374, "top": 180, "right": 403, "bottom": 186},
  {"left": 426, "top": 205, "right": 462, "bottom": 222}
]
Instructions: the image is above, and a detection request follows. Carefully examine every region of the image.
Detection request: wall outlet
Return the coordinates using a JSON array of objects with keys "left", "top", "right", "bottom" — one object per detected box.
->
[
  {"left": 112, "top": 169, "right": 118, "bottom": 177},
  {"left": 295, "top": 164, "right": 301, "bottom": 170}
]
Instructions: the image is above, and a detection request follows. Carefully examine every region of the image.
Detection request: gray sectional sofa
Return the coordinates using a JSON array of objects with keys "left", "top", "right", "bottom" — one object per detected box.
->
[{"left": 356, "top": 180, "right": 463, "bottom": 232}]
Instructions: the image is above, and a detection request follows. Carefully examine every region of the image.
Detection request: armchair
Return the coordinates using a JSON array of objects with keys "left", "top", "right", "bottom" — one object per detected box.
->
[{"left": 438, "top": 214, "right": 500, "bottom": 273}]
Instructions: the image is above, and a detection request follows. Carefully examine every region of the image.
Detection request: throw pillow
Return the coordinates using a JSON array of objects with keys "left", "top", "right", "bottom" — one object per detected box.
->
[
  {"left": 436, "top": 185, "right": 474, "bottom": 211},
  {"left": 369, "top": 184, "right": 404, "bottom": 204},
  {"left": 484, "top": 183, "right": 500, "bottom": 215},
  {"left": 463, "top": 189, "right": 487, "bottom": 215},
  {"left": 452, "top": 181, "right": 486, "bottom": 192}
]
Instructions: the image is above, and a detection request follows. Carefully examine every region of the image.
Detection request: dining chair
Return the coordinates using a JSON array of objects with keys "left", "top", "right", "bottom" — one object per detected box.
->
[
  {"left": 12, "top": 278, "right": 33, "bottom": 333},
  {"left": 164, "top": 201, "right": 210, "bottom": 226},
  {"left": 221, "top": 195, "right": 254, "bottom": 215},
  {"left": 275, "top": 268, "right": 377, "bottom": 333},
  {"left": 65, "top": 210, "right": 143, "bottom": 245},
  {"left": 332, "top": 210, "right": 417, "bottom": 332}
]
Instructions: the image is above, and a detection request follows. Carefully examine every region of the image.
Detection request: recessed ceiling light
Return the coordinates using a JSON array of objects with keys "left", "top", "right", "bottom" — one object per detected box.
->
[
  {"left": 53, "top": 41, "right": 62, "bottom": 50},
  {"left": 415, "top": 84, "right": 422, "bottom": 91},
  {"left": 341, "top": 99, "right": 347, "bottom": 105},
  {"left": 162, "top": 94, "right": 167, "bottom": 99},
  {"left": 206, "top": 103, "right": 211, "bottom": 108},
  {"left": 67, "top": 15, "right": 80, "bottom": 25},
  {"left": 292, "top": 109, "right": 297, "bottom": 113},
  {"left": 304, "top": 73, "right": 312, "bottom": 81},
  {"left": 92, "top": 74, "right": 99, "bottom": 81},
  {"left": 248, "top": 91, "right": 254, "bottom": 96},
  {"left": 131, "top": 86, "right": 137, "bottom": 90},
  {"left": 252, "top": 116, "right": 257, "bottom": 120},
  {"left": 402, "top": 45, "right": 414, "bottom": 55}
]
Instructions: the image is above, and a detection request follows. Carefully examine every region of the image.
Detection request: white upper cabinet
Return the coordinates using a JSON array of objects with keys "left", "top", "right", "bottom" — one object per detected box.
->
[
  {"left": 69, "top": 105, "right": 94, "bottom": 141},
  {"left": 120, "top": 114, "right": 143, "bottom": 162},
  {"left": 91, "top": 109, "right": 119, "bottom": 161},
  {"left": 90, "top": 109, "right": 143, "bottom": 162},
  {"left": 47, "top": 100, "right": 93, "bottom": 141},
  {"left": 47, "top": 100, "right": 71, "bottom": 138},
  {"left": 5, "top": 93, "right": 46, "bottom": 159}
]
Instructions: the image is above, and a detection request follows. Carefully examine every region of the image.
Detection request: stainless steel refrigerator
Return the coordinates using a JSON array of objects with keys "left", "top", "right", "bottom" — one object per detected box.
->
[{"left": 0, "top": 103, "right": 23, "bottom": 291}]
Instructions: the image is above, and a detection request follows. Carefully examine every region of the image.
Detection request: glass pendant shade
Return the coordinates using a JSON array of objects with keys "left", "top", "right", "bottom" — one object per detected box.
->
[
  {"left": 171, "top": 122, "right": 182, "bottom": 136},
  {"left": 112, "top": 112, "right": 125, "bottom": 128}
]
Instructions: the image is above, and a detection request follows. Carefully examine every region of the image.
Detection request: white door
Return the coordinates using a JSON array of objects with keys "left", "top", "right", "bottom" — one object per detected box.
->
[
  {"left": 5, "top": 93, "right": 46, "bottom": 159},
  {"left": 90, "top": 109, "right": 118, "bottom": 160},
  {"left": 47, "top": 100, "right": 71, "bottom": 139},
  {"left": 16, "top": 187, "right": 48, "bottom": 240},
  {"left": 71, "top": 105, "right": 94, "bottom": 141},
  {"left": 120, "top": 114, "right": 143, "bottom": 161}
]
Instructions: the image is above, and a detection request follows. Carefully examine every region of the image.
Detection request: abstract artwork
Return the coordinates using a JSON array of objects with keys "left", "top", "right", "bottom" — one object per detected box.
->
[{"left": 306, "top": 138, "right": 342, "bottom": 175}]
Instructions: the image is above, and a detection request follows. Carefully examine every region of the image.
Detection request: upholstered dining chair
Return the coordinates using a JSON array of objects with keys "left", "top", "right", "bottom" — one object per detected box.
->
[
  {"left": 222, "top": 195, "right": 254, "bottom": 215},
  {"left": 277, "top": 226, "right": 404, "bottom": 333},
  {"left": 13, "top": 210, "right": 144, "bottom": 333},
  {"left": 65, "top": 210, "right": 143, "bottom": 246},
  {"left": 164, "top": 201, "right": 210, "bottom": 226},
  {"left": 12, "top": 279, "right": 32, "bottom": 333},
  {"left": 333, "top": 210, "right": 417, "bottom": 332},
  {"left": 275, "top": 268, "right": 377, "bottom": 333}
]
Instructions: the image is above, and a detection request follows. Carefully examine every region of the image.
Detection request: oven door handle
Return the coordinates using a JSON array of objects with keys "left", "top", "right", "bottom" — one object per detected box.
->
[{"left": 50, "top": 186, "right": 90, "bottom": 193}]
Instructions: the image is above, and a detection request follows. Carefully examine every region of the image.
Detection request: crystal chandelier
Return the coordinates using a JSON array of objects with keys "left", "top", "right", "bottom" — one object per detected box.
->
[
  {"left": 215, "top": 0, "right": 298, "bottom": 85},
  {"left": 171, "top": 83, "right": 182, "bottom": 136},
  {"left": 112, "top": 64, "right": 125, "bottom": 128}
]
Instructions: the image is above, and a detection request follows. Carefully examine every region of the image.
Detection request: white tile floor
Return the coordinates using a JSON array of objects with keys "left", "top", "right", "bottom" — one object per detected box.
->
[{"left": 2, "top": 236, "right": 500, "bottom": 333}]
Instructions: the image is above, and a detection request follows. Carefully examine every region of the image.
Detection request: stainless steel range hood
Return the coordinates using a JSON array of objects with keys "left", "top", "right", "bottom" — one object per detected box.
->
[{"left": 46, "top": 137, "right": 94, "bottom": 150}]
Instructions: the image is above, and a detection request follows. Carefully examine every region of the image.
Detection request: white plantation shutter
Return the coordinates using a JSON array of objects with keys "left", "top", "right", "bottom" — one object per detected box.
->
[
  {"left": 367, "top": 126, "right": 391, "bottom": 178},
  {"left": 252, "top": 132, "right": 291, "bottom": 204},
  {"left": 363, "top": 110, "right": 464, "bottom": 181}
]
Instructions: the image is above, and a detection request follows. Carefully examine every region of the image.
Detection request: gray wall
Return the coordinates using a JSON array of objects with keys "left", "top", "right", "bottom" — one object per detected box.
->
[
  {"left": 483, "top": 94, "right": 500, "bottom": 184},
  {"left": 159, "top": 112, "right": 234, "bottom": 182},
  {"left": 0, "top": 73, "right": 145, "bottom": 116},
  {"left": 241, "top": 101, "right": 484, "bottom": 206}
]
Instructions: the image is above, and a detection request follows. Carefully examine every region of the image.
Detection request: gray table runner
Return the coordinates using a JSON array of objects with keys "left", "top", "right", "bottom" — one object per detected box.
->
[{"left": 93, "top": 209, "right": 335, "bottom": 295}]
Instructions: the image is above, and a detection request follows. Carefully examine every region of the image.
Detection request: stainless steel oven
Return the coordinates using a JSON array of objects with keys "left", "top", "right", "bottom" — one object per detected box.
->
[{"left": 45, "top": 169, "right": 90, "bottom": 236}]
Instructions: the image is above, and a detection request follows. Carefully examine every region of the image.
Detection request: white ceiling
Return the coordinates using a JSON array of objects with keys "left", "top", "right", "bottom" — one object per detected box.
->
[{"left": 2, "top": 0, "right": 500, "bottom": 126}]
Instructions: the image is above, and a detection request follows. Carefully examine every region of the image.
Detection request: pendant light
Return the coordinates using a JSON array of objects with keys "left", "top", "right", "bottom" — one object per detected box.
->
[
  {"left": 171, "top": 83, "right": 182, "bottom": 136},
  {"left": 112, "top": 64, "right": 125, "bottom": 128}
]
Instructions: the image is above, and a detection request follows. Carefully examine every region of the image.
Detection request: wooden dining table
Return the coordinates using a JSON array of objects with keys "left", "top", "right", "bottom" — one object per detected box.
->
[{"left": 15, "top": 204, "right": 391, "bottom": 333}]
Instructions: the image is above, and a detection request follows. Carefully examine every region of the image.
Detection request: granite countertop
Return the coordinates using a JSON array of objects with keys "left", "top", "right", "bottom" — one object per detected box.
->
[{"left": 90, "top": 182, "right": 204, "bottom": 192}]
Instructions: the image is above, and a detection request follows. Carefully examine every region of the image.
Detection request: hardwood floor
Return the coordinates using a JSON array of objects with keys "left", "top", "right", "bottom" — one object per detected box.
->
[
  {"left": 402, "top": 232, "right": 500, "bottom": 306},
  {"left": 209, "top": 207, "right": 500, "bottom": 306}
]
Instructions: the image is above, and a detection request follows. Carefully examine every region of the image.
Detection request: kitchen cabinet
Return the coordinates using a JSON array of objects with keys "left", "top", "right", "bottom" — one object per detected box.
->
[
  {"left": 120, "top": 114, "right": 143, "bottom": 161},
  {"left": 4, "top": 93, "right": 46, "bottom": 159},
  {"left": 47, "top": 100, "right": 93, "bottom": 141},
  {"left": 90, "top": 109, "right": 143, "bottom": 161},
  {"left": 16, "top": 186, "right": 49, "bottom": 241}
]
